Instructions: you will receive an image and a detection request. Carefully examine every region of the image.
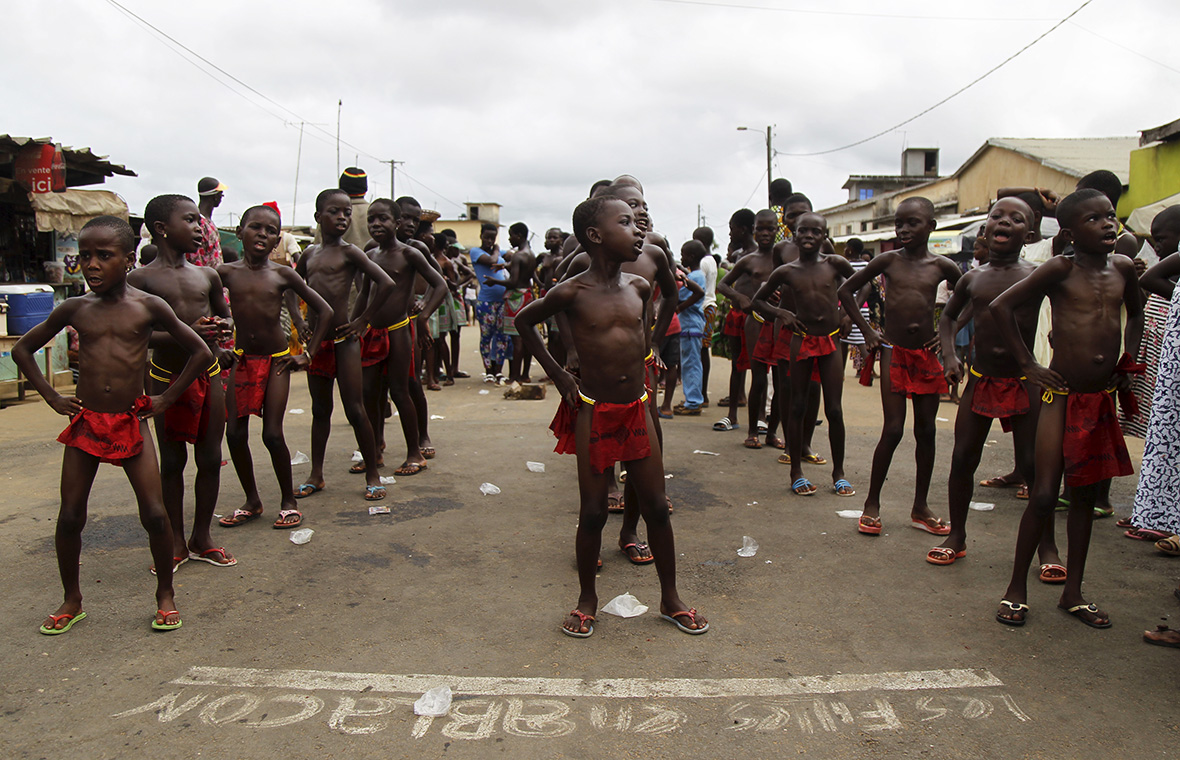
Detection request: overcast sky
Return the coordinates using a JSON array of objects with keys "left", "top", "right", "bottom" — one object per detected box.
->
[{"left": 7, "top": 0, "right": 1178, "bottom": 247}]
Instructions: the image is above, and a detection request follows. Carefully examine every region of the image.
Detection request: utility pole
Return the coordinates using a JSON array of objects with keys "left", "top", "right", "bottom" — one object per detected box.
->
[
  {"left": 336, "top": 99, "right": 342, "bottom": 177},
  {"left": 697, "top": 204, "right": 702, "bottom": 228},
  {"left": 287, "top": 121, "right": 326, "bottom": 227},
  {"left": 379, "top": 159, "right": 404, "bottom": 199},
  {"left": 737, "top": 125, "right": 775, "bottom": 205}
]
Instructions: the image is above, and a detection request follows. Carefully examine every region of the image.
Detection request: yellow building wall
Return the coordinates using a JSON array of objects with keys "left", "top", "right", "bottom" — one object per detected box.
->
[
  {"left": 954, "top": 148, "right": 1076, "bottom": 214},
  {"left": 892, "top": 176, "right": 959, "bottom": 214},
  {"left": 1120, "top": 141, "right": 1180, "bottom": 217},
  {"left": 433, "top": 219, "right": 501, "bottom": 249}
]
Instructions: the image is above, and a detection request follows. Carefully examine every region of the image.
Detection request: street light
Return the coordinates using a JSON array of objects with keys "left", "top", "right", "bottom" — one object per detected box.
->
[{"left": 737, "top": 125, "right": 773, "bottom": 205}]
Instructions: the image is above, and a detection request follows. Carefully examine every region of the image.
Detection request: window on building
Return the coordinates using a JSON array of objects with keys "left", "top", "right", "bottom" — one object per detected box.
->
[
  {"left": 468, "top": 206, "right": 480, "bottom": 220},
  {"left": 858, "top": 188, "right": 874, "bottom": 201},
  {"left": 861, "top": 222, "right": 868, "bottom": 232}
]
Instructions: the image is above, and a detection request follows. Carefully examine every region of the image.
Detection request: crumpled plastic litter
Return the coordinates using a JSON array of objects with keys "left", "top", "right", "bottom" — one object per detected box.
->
[
  {"left": 969, "top": 502, "right": 995, "bottom": 511},
  {"left": 526, "top": 461, "right": 545, "bottom": 473},
  {"left": 351, "top": 450, "right": 364, "bottom": 462},
  {"left": 289, "top": 528, "right": 314, "bottom": 545},
  {"left": 737, "top": 536, "right": 759, "bottom": 557},
  {"left": 693, "top": 450, "right": 720, "bottom": 456},
  {"left": 289, "top": 408, "right": 305, "bottom": 414},
  {"left": 430, "top": 414, "right": 445, "bottom": 420},
  {"left": 380, "top": 475, "right": 397, "bottom": 485},
  {"left": 601, "top": 592, "right": 648, "bottom": 618},
  {"left": 835, "top": 509, "right": 862, "bottom": 519},
  {"left": 478, "top": 389, "right": 490, "bottom": 395},
  {"left": 479, "top": 482, "right": 501, "bottom": 495},
  {"left": 414, "top": 686, "right": 452, "bottom": 717},
  {"left": 290, "top": 451, "right": 310, "bottom": 465}
]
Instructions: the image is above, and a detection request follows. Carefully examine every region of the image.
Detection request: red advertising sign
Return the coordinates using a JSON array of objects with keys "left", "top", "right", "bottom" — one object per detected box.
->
[{"left": 14, "top": 143, "right": 67, "bottom": 193}]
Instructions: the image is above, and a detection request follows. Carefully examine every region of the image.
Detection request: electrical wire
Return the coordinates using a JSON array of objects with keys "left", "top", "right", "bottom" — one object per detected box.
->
[
  {"left": 649, "top": 0, "right": 1055, "bottom": 22},
  {"left": 1067, "top": 21, "right": 1180, "bottom": 76},
  {"left": 776, "top": 0, "right": 1095, "bottom": 157}
]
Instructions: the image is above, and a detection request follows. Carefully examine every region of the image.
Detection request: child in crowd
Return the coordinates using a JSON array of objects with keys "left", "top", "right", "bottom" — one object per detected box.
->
[
  {"left": 691, "top": 226, "right": 718, "bottom": 408},
  {"left": 357, "top": 198, "right": 447, "bottom": 476},
  {"left": 838, "top": 198, "right": 962, "bottom": 536},
  {"left": 217, "top": 205, "right": 333, "bottom": 529},
  {"left": 15, "top": 215, "right": 213, "bottom": 633},
  {"left": 127, "top": 195, "right": 234, "bottom": 570},
  {"left": 497, "top": 222, "right": 538, "bottom": 384},
  {"left": 992, "top": 189, "right": 1143, "bottom": 628},
  {"left": 753, "top": 212, "right": 854, "bottom": 496},
  {"left": 714, "top": 209, "right": 757, "bottom": 430},
  {"left": 674, "top": 241, "right": 707, "bottom": 414},
  {"left": 929, "top": 198, "right": 1062, "bottom": 575},
  {"left": 717, "top": 209, "right": 779, "bottom": 448},
  {"left": 515, "top": 195, "right": 707, "bottom": 637},
  {"left": 290, "top": 189, "right": 395, "bottom": 507}
]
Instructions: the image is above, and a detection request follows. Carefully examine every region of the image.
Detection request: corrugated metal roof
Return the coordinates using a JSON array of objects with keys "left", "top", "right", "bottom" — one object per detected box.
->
[
  {"left": 978, "top": 137, "right": 1137, "bottom": 183},
  {"left": 0, "top": 134, "right": 136, "bottom": 178}
]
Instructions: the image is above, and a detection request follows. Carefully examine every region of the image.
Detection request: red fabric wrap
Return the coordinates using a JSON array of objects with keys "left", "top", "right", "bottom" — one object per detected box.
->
[
  {"left": 503, "top": 288, "right": 533, "bottom": 321},
  {"left": 550, "top": 395, "right": 652, "bottom": 474},
  {"left": 234, "top": 354, "right": 272, "bottom": 418},
  {"left": 971, "top": 374, "right": 1029, "bottom": 423},
  {"left": 308, "top": 339, "right": 337, "bottom": 378},
  {"left": 57, "top": 396, "right": 151, "bottom": 465},
  {"left": 360, "top": 326, "right": 390, "bottom": 367},
  {"left": 860, "top": 348, "right": 877, "bottom": 387},
  {"left": 1062, "top": 390, "right": 1133, "bottom": 487},
  {"left": 163, "top": 371, "right": 210, "bottom": 444},
  {"left": 1115, "top": 352, "right": 1147, "bottom": 420},
  {"left": 722, "top": 309, "right": 746, "bottom": 337},
  {"left": 888, "top": 345, "right": 948, "bottom": 397},
  {"left": 797, "top": 332, "right": 837, "bottom": 360},
  {"left": 752, "top": 320, "right": 777, "bottom": 366}
]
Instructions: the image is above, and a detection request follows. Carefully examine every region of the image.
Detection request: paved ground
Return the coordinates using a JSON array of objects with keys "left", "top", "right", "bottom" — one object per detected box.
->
[{"left": 2, "top": 348, "right": 1177, "bottom": 759}]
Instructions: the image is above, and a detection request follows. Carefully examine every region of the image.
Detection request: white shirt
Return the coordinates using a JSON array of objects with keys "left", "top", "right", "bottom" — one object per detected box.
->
[{"left": 700, "top": 254, "right": 718, "bottom": 309}]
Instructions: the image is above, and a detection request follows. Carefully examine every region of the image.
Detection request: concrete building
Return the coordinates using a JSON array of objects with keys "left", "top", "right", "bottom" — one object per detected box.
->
[{"left": 433, "top": 202, "right": 502, "bottom": 248}]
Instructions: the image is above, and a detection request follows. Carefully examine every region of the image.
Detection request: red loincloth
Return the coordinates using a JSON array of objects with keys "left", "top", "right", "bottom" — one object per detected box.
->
[
  {"left": 970, "top": 372, "right": 1029, "bottom": 433},
  {"left": 1060, "top": 390, "right": 1133, "bottom": 487},
  {"left": 1115, "top": 352, "right": 1146, "bottom": 420},
  {"left": 752, "top": 319, "right": 777, "bottom": 366},
  {"left": 308, "top": 339, "right": 338, "bottom": 378},
  {"left": 860, "top": 348, "right": 878, "bottom": 387},
  {"left": 360, "top": 326, "right": 390, "bottom": 367},
  {"left": 151, "top": 360, "right": 220, "bottom": 444},
  {"left": 796, "top": 330, "right": 838, "bottom": 360},
  {"left": 57, "top": 396, "right": 151, "bottom": 465},
  {"left": 550, "top": 392, "right": 652, "bottom": 474},
  {"left": 233, "top": 351, "right": 286, "bottom": 418},
  {"left": 722, "top": 309, "right": 746, "bottom": 337},
  {"left": 888, "top": 345, "right": 948, "bottom": 398}
]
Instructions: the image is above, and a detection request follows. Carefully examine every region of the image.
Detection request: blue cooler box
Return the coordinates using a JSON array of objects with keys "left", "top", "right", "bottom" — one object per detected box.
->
[{"left": 0, "top": 286, "right": 55, "bottom": 335}]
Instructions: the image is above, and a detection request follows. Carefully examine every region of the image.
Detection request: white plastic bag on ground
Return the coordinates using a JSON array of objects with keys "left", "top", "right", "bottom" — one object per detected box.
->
[
  {"left": 351, "top": 450, "right": 364, "bottom": 462},
  {"left": 526, "top": 461, "right": 545, "bottom": 473},
  {"left": 601, "top": 593, "right": 648, "bottom": 618},
  {"left": 737, "top": 536, "right": 759, "bottom": 557},
  {"left": 380, "top": 475, "right": 397, "bottom": 485},
  {"left": 692, "top": 450, "right": 721, "bottom": 456},
  {"left": 969, "top": 502, "right": 995, "bottom": 511},
  {"left": 414, "top": 686, "right": 452, "bottom": 717},
  {"left": 288, "top": 408, "right": 305, "bottom": 414},
  {"left": 290, "top": 451, "right": 310, "bottom": 465},
  {"left": 480, "top": 483, "right": 501, "bottom": 495},
  {"left": 289, "top": 529, "right": 314, "bottom": 545},
  {"left": 835, "top": 510, "right": 862, "bottom": 519}
]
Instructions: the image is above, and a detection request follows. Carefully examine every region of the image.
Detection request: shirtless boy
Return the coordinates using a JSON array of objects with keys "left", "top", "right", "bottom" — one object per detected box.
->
[
  {"left": 714, "top": 209, "right": 757, "bottom": 430},
  {"left": 15, "top": 216, "right": 212, "bottom": 633},
  {"left": 753, "top": 212, "right": 854, "bottom": 496},
  {"left": 537, "top": 227, "right": 567, "bottom": 368},
  {"left": 291, "top": 189, "right": 395, "bottom": 504},
  {"left": 395, "top": 196, "right": 442, "bottom": 458},
  {"left": 717, "top": 209, "right": 779, "bottom": 449},
  {"left": 928, "top": 198, "right": 1062, "bottom": 574},
  {"left": 357, "top": 198, "right": 447, "bottom": 476},
  {"left": 992, "top": 189, "right": 1143, "bottom": 629},
  {"left": 128, "top": 195, "right": 234, "bottom": 570},
  {"left": 515, "top": 195, "right": 707, "bottom": 637},
  {"left": 839, "top": 197, "right": 961, "bottom": 536},
  {"left": 217, "top": 205, "right": 333, "bottom": 530}
]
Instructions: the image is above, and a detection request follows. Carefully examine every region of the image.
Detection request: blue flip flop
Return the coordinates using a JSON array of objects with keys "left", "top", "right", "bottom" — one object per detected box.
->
[
  {"left": 792, "top": 477, "right": 817, "bottom": 496},
  {"left": 833, "top": 479, "right": 856, "bottom": 497}
]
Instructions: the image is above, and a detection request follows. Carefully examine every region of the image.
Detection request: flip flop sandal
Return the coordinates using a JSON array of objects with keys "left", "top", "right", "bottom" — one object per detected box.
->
[
  {"left": 349, "top": 462, "right": 368, "bottom": 474},
  {"left": 1093, "top": 507, "right": 1114, "bottom": 519},
  {"left": 926, "top": 547, "right": 966, "bottom": 565},
  {"left": 151, "top": 610, "right": 183, "bottom": 631},
  {"left": 620, "top": 542, "right": 655, "bottom": 565},
  {"left": 757, "top": 421, "right": 769, "bottom": 434},
  {"left": 660, "top": 608, "right": 709, "bottom": 634},
  {"left": 1155, "top": 535, "right": 1180, "bottom": 556},
  {"left": 562, "top": 609, "right": 595, "bottom": 638},
  {"left": 219, "top": 508, "right": 263, "bottom": 527},
  {"left": 777, "top": 453, "right": 791, "bottom": 465},
  {"left": 1143, "top": 625, "right": 1180, "bottom": 648},
  {"left": 833, "top": 479, "right": 856, "bottom": 497},
  {"left": 294, "top": 483, "right": 323, "bottom": 499},
  {"left": 792, "top": 477, "right": 817, "bottom": 496},
  {"left": 766, "top": 436, "right": 785, "bottom": 450},
  {"left": 858, "top": 515, "right": 882, "bottom": 535},
  {"left": 1125, "top": 527, "right": 1171, "bottom": 541},
  {"left": 713, "top": 417, "right": 737, "bottom": 431},
  {"left": 1116, "top": 516, "right": 1136, "bottom": 528},
  {"left": 1016, "top": 485, "right": 1029, "bottom": 500},
  {"left": 996, "top": 600, "right": 1028, "bottom": 626},
  {"left": 1060, "top": 602, "right": 1111, "bottom": 629},
  {"left": 743, "top": 436, "right": 763, "bottom": 449},
  {"left": 979, "top": 475, "right": 1020, "bottom": 488},
  {"left": 1038, "top": 563, "right": 1067, "bottom": 584},
  {"left": 911, "top": 517, "right": 951, "bottom": 536},
  {"left": 273, "top": 509, "right": 304, "bottom": 529},
  {"left": 149, "top": 555, "right": 189, "bottom": 576},
  {"left": 1055, "top": 496, "right": 1070, "bottom": 512},
  {"left": 364, "top": 485, "right": 387, "bottom": 501},
  {"left": 607, "top": 493, "right": 625, "bottom": 513},
  {"left": 421, "top": 447, "right": 436, "bottom": 459},
  {"left": 657, "top": 411, "right": 673, "bottom": 419},
  {"left": 394, "top": 462, "right": 427, "bottom": 476},
  {"left": 189, "top": 547, "right": 237, "bottom": 567},
  {"left": 40, "top": 611, "right": 86, "bottom": 635},
  {"left": 803, "top": 453, "right": 828, "bottom": 465}
]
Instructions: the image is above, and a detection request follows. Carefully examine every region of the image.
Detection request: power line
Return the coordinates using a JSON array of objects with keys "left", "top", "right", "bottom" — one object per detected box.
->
[
  {"left": 649, "top": 0, "right": 1055, "bottom": 22},
  {"left": 1068, "top": 21, "right": 1180, "bottom": 77},
  {"left": 776, "top": 0, "right": 1095, "bottom": 157}
]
